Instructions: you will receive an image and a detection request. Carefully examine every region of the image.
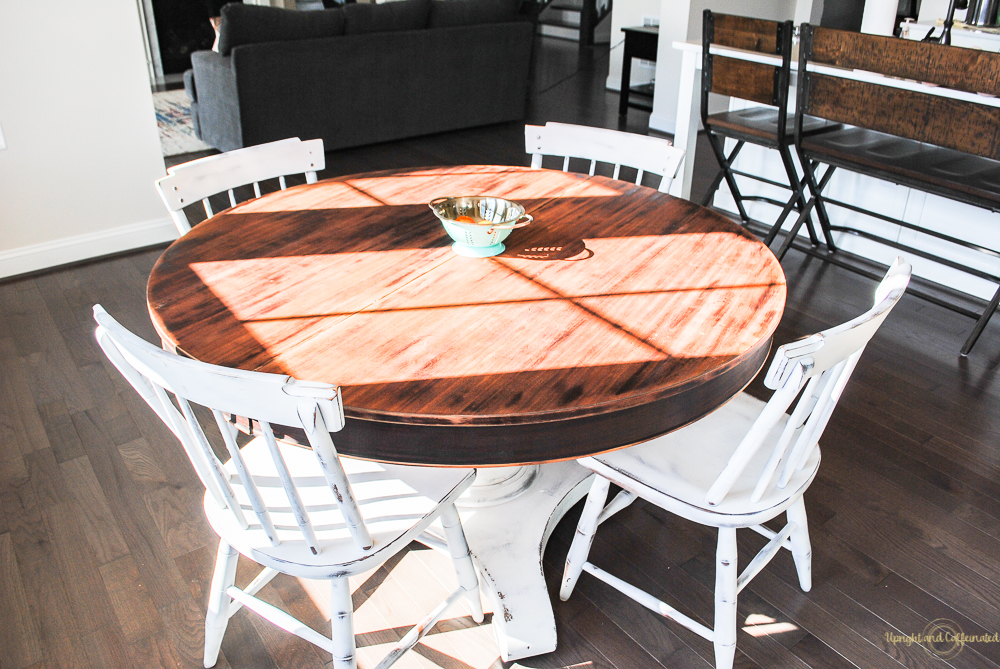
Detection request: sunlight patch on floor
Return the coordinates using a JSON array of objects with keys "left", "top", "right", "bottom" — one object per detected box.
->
[{"left": 742, "top": 613, "right": 799, "bottom": 638}]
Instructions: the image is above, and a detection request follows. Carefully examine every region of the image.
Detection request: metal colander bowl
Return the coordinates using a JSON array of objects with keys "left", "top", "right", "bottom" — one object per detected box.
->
[{"left": 428, "top": 196, "right": 533, "bottom": 257}]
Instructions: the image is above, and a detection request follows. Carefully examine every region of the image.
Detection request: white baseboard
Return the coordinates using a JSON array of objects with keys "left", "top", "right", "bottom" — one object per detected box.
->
[{"left": 0, "top": 217, "right": 178, "bottom": 280}]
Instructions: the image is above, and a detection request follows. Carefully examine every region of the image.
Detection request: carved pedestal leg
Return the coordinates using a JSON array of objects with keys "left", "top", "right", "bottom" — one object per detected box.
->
[{"left": 457, "top": 461, "right": 593, "bottom": 661}]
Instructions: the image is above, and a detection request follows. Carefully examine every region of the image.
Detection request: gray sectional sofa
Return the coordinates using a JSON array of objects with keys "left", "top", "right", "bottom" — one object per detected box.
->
[{"left": 185, "top": 0, "right": 535, "bottom": 152}]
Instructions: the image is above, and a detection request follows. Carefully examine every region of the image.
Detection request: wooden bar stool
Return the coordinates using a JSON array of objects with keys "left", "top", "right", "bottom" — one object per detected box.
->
[{"left": 700, "top": 11, "right": 837, "bottom": 248}]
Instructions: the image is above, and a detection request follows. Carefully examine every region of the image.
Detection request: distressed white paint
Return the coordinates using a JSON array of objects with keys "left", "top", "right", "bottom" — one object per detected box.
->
[
  {"left": 156, "top": 138, "right": 325, "bottom": 235},
  {"left": 93, "top": 305, "right": 481, "bottom": 669},
  {"left": 561, "top": 263, "right": 912, "bottom": 669},
  {"left": 458, "top": 461, "right": 593, "bottom": 662}
]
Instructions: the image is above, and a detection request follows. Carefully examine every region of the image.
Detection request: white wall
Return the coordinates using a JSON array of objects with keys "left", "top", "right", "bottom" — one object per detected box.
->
[
  {"left": 0, "top": 1, "right": 174, "bottom": 279},
  {"left": 918, "top": 0, "right": 957, "bottom": 22},
  {"left": 648, "top": 0, "right": 805, "bottom": 134},
  {"left": 606, "top": 0, "right": 662, "bottom": 93}
]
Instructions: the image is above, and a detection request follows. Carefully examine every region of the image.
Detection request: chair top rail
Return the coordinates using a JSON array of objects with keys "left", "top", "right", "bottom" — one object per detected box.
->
[
  {"left": 92, "top": 305, "right": 379, "bottom": 553},
  {"left": 708, "top": 12, "right": 785, "bottom": 55},
  {"left": 765, "top": 259, "right": 911, "bottom": 388},
  {"left": 156, "top": 138, "right": 325, "bottom": 212},
  {"left": 703, "top": 259, "right": 911, "bottom": 507},
  {"left": 93, "top": 306, "right": 343, "bottom": 433},
  {"left": 808, "top": 25, "right": 1000, "bottom": 97},
  {"left": 525, "top": 123, "right": 685, "bottom": 184}
]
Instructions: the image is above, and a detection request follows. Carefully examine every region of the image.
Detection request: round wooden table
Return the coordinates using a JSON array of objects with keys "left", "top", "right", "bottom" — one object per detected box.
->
[{"left": 147, "top": 165, "right": 785, "bottom": 661}]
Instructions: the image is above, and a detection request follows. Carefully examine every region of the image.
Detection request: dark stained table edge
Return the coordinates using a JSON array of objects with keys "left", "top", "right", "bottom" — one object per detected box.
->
[{"left": 259, "top": 336, "right": 771, "bottom": 466}]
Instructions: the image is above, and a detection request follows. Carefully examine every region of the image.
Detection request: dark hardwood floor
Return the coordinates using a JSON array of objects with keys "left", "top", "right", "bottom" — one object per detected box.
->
[{"left": 4, "top": 34, "right": 1000, "bottom": 669}]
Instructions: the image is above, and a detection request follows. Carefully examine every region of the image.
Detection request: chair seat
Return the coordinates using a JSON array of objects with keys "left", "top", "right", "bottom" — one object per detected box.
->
[
  {"left": 581, "top": 393, "right": 820, "bottom": 525},
  {"left": 801, "top": 126, "right": 1000, "bottom": 209},
  {"left": 706, "top": 108, "right": 839, "bottom": 145},
  {"left": 205, "top": 436, "right": 475, "bottom": 578}
]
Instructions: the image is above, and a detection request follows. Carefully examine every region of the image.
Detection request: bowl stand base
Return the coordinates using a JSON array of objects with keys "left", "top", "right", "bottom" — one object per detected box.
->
[{"left": 452, "top": 242, "right": 505, "bottom": 258}]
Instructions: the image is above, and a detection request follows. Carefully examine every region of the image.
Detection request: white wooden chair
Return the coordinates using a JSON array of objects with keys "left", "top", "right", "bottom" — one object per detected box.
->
[
  {"left": 92, "top": 305, "right": 482, "bottom": 669},
  {"left": 156, "top": 137, "right": 325, "bottom": 236},
  {"left": 524, "top": 122, "right": 685, "bottom": 193},
  {"left": 559, "top": 259, "right": 912, "bottom": 669}
]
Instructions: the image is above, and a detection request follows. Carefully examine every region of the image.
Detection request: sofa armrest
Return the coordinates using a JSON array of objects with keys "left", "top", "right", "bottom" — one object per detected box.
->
[{"left": 191, "top": 50, "right": 243, "bottom": 151}]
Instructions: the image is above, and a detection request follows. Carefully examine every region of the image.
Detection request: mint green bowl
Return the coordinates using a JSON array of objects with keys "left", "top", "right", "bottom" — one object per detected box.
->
[{"left": 428, "top": 196, "right": 533, "bottom": 257}]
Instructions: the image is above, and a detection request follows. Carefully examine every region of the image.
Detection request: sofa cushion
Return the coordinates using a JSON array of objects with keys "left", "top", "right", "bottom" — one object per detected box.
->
[
  {"left": 427, "top": 0, "right": 520, "bottom": 28},
  {"left": 343, "top": 0, "right": 431, "bottom": 34},
  {"left": 217, "top": 4, "right": 346, "bottom": 56}
]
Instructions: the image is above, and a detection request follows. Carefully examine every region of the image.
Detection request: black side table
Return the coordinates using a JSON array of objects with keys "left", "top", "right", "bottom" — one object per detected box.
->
[{"left": 619, "top": 25, "right": 659, "bottom": 117}]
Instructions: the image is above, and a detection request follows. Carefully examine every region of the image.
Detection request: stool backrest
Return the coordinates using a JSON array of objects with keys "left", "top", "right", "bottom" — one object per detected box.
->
[
  {"left": 701, "top": 11, "right": 794, "bottom": 133},
  {"left": 704, "top": 259, "right": 911, "bottom": 507},
  {"left": 524, "top": 122, "right": 685, "bottom": 193},
  {"left": 92, "top": 305, "right": 374, "bottom": 554},
  {"left": 797, "top": 25, "right": 1000, "bottom": 159},
  {"left": 156, "top": 137, "right": 326, "bottom": 236}
]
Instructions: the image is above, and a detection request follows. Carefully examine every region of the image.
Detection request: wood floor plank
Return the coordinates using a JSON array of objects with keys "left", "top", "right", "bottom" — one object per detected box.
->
[
  {"left": 0, "top": 339, "right": 52, "bottom": 457},
  {"left": 0, "top": 478, "right": 50, "bottom": 565},
  {"left": 75, "top": 364, "right": 142, "bottom": 447},
  {"left": 789, "top": 634, "right": 859, "bottom": 669},
  {"left": 99, "top": 555, "right": 165, "bottom": 644},
  {"left": 43, "top": 503, "right": 119, "bottom": 635},
  {"left": 0, "top": 532, "right": 44, "bottom": 669},
  {"left": 143, "top": 484, "right": 216, "bottom": 559},
  {"left": 34, "top": 401, "right": 84, "bottom": 465},
  {"left": 79, "top": 625, "right": 138, "bottom": 669},
  {"left": 59, "top": 456, "right": 130, "bottom": 565},
  {"left": 16, "top": 549, "right": 93, "bottom": 669},
  {"left": 821, "top": 496, "right": 1000, "bottom": 633},
  {"left": 128, "top": 630, "right": 195, "bottom": 669},
  {"left": 23, "top": 344, "right": 95, "bottom": 417},
  {"left": 23, "top": 450, "right": 72, "bottom": 511},
  {"left": 70, "top": 410, "right": 189, "bottom": 608},
  {"left": 819, "top": 445, "right": 1000, "bottom": 595}
]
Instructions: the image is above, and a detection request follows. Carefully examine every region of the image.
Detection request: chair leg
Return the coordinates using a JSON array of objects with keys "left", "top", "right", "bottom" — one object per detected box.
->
[
  {"left": 705, "top": 134, "right": 751, "bottom": 224},
  {"left": 714, "top": 528, "right": 738, "bottom": 669},
  {"left": 961, "top": 282, "right": 1000, "bottom": 355},
  {"left": 797, "top": 149, "right": 838, "bottom": 251},
  {"left": 560, "top": 475, "right": 611, "bottom": 601},
  {"left": 330, "top": 577, "right": 357, "bottom": 669},
  {"left": 776, "top": 145, "right": 821, "bottom": 246},
  {"left": 441, "top": 503, "right": 484, "bottom": 623},
  {"left": 787, "top": 497, "right": 812, "bottom": 592},
  {"left": 700, "top": 136, "right": 745, "bottom": 207},
  {"left": 204, "top": 540, "right": 239, "bottom": 668}
]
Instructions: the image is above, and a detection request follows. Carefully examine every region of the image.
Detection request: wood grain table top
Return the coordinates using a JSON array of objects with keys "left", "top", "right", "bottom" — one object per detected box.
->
[{"left": 147, "top": 165, "right": 786, "bottom": 466}]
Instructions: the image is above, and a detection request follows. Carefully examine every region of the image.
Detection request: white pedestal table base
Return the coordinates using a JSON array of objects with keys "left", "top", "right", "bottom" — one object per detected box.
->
[{"left": 456, "top": 461, "right": 594, "bottom": 662}]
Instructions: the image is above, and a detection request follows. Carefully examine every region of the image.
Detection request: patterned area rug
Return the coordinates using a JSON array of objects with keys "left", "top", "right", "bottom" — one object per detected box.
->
[{"left": 153, "top": 90, "right": 212, "bottom": 157}]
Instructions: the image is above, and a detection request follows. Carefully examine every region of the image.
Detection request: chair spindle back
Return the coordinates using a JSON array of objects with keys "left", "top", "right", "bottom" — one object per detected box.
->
[
  {"left": 704, "top": 259, "right": 911, "bottom": 507},
  {"left": 156, "top": 137, "right": 325, "bottom": 235},
  {"left": 524, "top": 122, "right": 685, "bottom": 193},
  {"left": 92, "top": 305, "right": 374, "bottom": 554}
]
